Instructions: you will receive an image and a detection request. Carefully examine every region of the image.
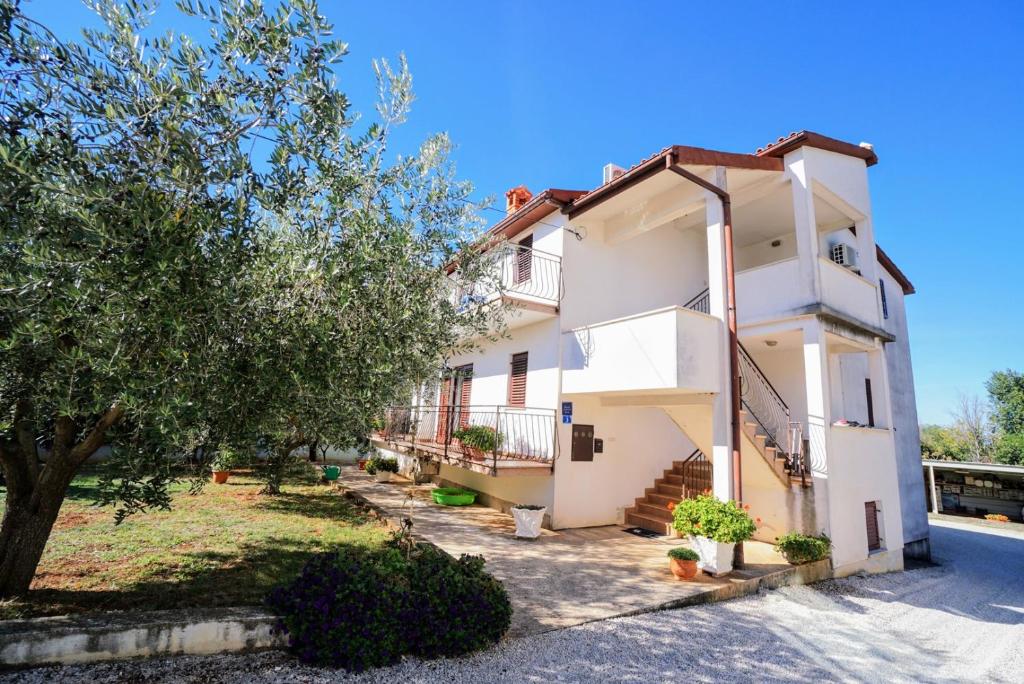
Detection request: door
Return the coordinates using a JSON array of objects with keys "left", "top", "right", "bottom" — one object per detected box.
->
[{"left": 436, "top": 364, "right": 473, "bottom": 443}]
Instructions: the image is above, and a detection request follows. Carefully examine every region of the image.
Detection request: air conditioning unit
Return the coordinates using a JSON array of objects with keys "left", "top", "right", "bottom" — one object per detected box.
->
[
  {"left": 602, "top": 163, "right": 626, "bottom": 184},
  {"left": 830, "top": 243, "right": 858, "bottom": 270}
]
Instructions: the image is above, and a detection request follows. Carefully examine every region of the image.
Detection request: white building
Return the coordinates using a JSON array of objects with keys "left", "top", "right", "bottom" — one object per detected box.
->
[{"left": 373, "top": 131, "right": 929, "bottom": 576}]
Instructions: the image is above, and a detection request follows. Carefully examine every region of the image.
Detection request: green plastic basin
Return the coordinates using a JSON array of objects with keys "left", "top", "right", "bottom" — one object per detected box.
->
[
  {"left": 432, "top": 487, "right": 477, "bottom": 506},
  {"left": 322, "top": 465, "right": 341, "bottom": 481}
]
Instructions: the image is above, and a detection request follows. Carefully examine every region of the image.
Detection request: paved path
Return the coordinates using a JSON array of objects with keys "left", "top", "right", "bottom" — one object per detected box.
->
[
  {"left": 7, "top": 519, "right": 1022, "bottom": 683},
  {"left": 342, "top": 469, "right": 795, "bottom": 636}
]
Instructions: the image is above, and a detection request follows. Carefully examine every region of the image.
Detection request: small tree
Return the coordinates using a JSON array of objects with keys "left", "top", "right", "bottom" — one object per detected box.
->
[{"left": 0, "top": 0, "right": 500, "bottom": 596}]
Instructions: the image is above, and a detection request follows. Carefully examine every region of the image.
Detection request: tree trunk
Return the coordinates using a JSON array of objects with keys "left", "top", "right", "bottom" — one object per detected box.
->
[{"left": 0, "top": 462, "right": 75, "bottom": 597}]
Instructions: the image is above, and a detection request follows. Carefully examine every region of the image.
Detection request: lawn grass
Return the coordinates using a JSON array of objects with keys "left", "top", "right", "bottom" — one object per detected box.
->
[{"left": 0, "top": 466, "right": 389, "bottom": 619}]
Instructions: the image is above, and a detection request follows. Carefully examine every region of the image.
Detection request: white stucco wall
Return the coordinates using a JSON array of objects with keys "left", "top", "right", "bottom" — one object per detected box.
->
[
  {"left": 879, "top": 268, "right": 929, "bottom": 548},
  {"left": 826, "top": 425, "right": 905, "bottom": 573},
  {"left": 551, "top": 396, "right": 695, "bottom": 528},
  {"left": 560, "top": 220, "right": 707, "bottom": 330}
]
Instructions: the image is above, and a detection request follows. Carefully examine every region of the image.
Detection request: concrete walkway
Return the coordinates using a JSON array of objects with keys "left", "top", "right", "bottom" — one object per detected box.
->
[{"left": 342, "top": 468, "right": 815, "bottom": 636}]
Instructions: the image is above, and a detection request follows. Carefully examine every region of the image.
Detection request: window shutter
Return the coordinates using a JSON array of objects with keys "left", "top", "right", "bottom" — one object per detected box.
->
[
  {"left": 865, "top": 501, "right": 881, "bottom": 551},
  {"left": 436, "top": 375, "right": 452, "bottom": 443},
  {"left": 514, "top": 234, "right": 533, "bottom": 284},
  {"left": 879, "top": 279, "right": 889, "bottom": 319},
  {"left": 457, "top": 364, "right": 473, "bottom": 427},
  {"left": 507, "top": 352, "right": 528, "bottom": 407}
]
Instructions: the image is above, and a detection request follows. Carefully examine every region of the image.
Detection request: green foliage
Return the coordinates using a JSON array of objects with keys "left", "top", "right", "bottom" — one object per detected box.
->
[
  {"left": 667, "top": 547, "right": 699, "bottom": 561},
  {"left": 994, "top": 432, "right": 1024, "bottom": 466},
  {"left": 671, "top": 494, "right": 757, "bottom": 544},
  {"left": 453, "top": 425, "right": 502, "bottom": 452},
  {"left": 0, "top": 0, "right": 506, "bottom": 590},
  {"left": 364, "top": 456, "right": 398, "bottom": 475},
  {"left": 210, "top": 445, "right": 247, "bottom": 472},
  {"left": 774, "top": 532, "right": 832, "bottom": 564},
  {"left": 986, "top": 370, "right": 1024, "bottom": 435},
  {"left": 265, "top": 541, "right": 511, "bottom": 670},
  {"left": 920, "top": 424, "right": 971, "bottom": 461}
]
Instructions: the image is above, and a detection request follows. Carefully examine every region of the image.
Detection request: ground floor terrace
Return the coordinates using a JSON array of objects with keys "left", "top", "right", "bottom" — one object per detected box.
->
[{"left": 339, "top": 468, "right": 828, "bottom": 637}]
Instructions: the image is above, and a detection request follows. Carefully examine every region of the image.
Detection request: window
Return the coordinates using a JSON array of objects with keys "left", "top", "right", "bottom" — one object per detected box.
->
[
  {"left": 514, "top": 234, "right": 533, "bottom": 284},
  {"left": 507, "top": 352, "right": 528, "bottom": 407},
  {"left": 865, "top": 501, "right": 881, "bottom": 551},
  {"left": 879, "top": 278, "right": 889, "bottom": 319}
]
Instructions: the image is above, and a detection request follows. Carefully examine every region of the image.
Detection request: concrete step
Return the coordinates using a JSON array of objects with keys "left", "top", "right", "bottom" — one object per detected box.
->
[
  {"left": 662, "top": 472, "right": 683, "bottom": 485},
  {"left": 624, "top": 509, "right": 673, "bottom": 536},
  {"left": 644, "top": 491, "right": 680, "bottom": 508},
  {"left": 655, "top": 481, "right": 684, "bottom": 496},
  {"left": 635, "top": 501, "right": 674, "bottom": 521}
]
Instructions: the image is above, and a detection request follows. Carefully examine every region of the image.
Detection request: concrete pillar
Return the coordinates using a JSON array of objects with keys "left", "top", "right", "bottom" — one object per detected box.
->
[
  {"left": 928, "top": 465, "right": 939, "bottom": 513},
  {"left": 788, "top": 151, "right": 822, "bottom": 305},
  {"left": 802, "top": 319, "right": 832, "bottom": 531},
  {"left": 705, "top": 167, "right": 733, "bottom": 502}
]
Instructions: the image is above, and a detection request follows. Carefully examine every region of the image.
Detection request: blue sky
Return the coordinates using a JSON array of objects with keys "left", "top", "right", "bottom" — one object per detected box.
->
[{"left": 32, "top": 1, "right": 1024, "bottom": 425}]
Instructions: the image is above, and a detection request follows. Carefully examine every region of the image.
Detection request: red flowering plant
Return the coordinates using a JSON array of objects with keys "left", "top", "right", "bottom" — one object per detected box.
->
[{"left": 671, "top": 494, "right": 757, "bottom": 544}]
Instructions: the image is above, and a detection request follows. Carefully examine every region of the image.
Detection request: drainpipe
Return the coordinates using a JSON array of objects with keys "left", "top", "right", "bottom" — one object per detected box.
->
[{"left": 665, "top": 154, "right": 744, "bottom": 552}]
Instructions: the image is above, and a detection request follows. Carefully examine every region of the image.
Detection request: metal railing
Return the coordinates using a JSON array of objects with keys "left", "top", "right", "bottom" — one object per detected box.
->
[
  {"left": 683, "top": 287, "right": 710, "bottom": 315},
  {"left": 454, "top": 244, "right": 563, "bottom": 310},
  {"left": 680, "top": 449, "right": 713, "bottom": 497},
  {"left": 378, "top": 404, "right": 557, "bottom": 475},
  {"left": 738, "top": 343, "right": 808, "bottom": 480}
]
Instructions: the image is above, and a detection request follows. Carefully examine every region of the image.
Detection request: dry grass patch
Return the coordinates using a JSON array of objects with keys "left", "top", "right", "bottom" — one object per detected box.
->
[{"left": 0, "top": 467, "right": 388, "bottom": 619}]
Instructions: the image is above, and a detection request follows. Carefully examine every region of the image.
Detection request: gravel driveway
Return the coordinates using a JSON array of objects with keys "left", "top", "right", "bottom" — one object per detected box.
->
[{"left": 4, "top": 519, "right": 1022, "bottom": 683}]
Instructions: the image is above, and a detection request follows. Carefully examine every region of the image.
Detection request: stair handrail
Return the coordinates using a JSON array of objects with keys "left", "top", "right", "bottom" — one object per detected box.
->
[{"left": 737, "top": 342, "right": 808, "bottom": 478}]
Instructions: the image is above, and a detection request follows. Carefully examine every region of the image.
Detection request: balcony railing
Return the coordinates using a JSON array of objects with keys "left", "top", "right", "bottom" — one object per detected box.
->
[
  {"left": 454, "top": 243, "right": 563, "bottom": 310},
  {"left": 378, "top": 404, "right": 557, "bottom": 474}
]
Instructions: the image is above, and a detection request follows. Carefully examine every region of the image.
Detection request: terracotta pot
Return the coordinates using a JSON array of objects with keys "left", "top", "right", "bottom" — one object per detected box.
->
[
  {"left": 669, "top": 557, "right": 699, "bottom": 580},
  {"left": 212, "top": 471, "right": 229, "bottom": 484},
  {"left": 357, "top": 459, "right": 368, "bottom": 471},
  {"left": 466, "top": 447, "right": 486, "bottom": 462}
]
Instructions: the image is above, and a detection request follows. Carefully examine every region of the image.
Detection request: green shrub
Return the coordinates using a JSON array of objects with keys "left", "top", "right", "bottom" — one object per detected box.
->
[
  {"left": 210, "top": 445, "right": 247, "bottom": 471},
  {"left": 671, "top": 494, "right": 757, "bottom": 544},
  {"left": 365, "top": 456, "right": 399, "bottom": 475},
  {"left": 452, "top": 425, "right": 502, "bottom": 452},
  {"left": 667, "top": 547, "right": 700, "bottom": 561},
  {"left": 265, "top": 540, "right": 511, "bottom": 670},
  {"left": 774, "top": 532, "right": 831, "bottom": 564}
]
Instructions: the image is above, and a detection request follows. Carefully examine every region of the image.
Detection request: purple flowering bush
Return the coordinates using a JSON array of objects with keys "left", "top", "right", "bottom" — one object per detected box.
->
[{"left": 265, "top": 541, "right": 511, "bottom": 670}]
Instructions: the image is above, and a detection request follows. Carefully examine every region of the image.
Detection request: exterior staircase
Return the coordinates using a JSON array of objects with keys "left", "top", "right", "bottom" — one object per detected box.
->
[{"left": 624, "top": 450, "right": 712, "bottom": 535}]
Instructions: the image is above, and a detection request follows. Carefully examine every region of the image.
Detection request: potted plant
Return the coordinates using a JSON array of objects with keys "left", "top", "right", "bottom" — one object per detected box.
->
[
  {"left": 210, "top": 446, "right": 243, "bottom": 484},
  {"left": 365, "top": 456, "right": 399, "bottom": 482},
  {"left": 511, "top": 504, "right": 546, "bottom": 539},
  {"left": 671, "top": 493, "right": 756, "bottom": 576},
  {"left": 452, "top": 425, "right": 501, "bottom": 461},
  {"left": 667, "top": 547, "right": 700, "bottom": 580},
  {"left": 774, "top": 532, "right": 832, "bottom": 565}
]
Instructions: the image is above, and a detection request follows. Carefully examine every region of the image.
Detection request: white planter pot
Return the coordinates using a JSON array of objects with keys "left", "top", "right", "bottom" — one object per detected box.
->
[
  {"left": 512, "top": 506, "right": 546, "bottom": 539},
  {"left": 374, "top": 471, "right": 393, "bottom": 483},
  {"left": 689, "top": 535, "right": 735, "bottom": 576}
]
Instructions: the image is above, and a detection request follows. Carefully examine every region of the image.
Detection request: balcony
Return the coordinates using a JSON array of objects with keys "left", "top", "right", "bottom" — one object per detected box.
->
[
  {"left": 561, "top": 306, "right": 721, "bottom": 396},
  {"left": 374, "top": 404, "right": 556, "bottom": 477},
  {"left": 454, "top": 243, "right": 562, "bottom": 330},
  {"left": 735, "top": 257, "right": 882, "bottom": 329}
]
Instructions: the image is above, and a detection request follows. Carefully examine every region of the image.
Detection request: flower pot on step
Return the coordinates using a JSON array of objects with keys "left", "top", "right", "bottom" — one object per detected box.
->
[
  {"left": 511, "top": 506, "right": 546, "bottom": 539},
  {"left": 212, "top": 471, "right": 229, "bottom": 484},
  {"left": 669, "top": 557, "right": 699, "bottom": 580},
  {"left": 689, "top": 535, "right": 735, "bottom": 576}
]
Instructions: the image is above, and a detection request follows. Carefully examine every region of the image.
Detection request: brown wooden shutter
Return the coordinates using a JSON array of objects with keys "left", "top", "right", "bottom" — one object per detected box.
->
[
  {"left": 436, "top": 375, "right": 452, "bottom": 443},
  {"left": 865, "top": 501, "right": 881, "bottom": 551},
  {"left": 457, "top": 364, "right": 472, "bottom": 427},
  {"left": 514, "top": 234, "right": 533, "bottom": 284},
  {"left": 507, "top": 352, "right": 528, "bottom": 407}
]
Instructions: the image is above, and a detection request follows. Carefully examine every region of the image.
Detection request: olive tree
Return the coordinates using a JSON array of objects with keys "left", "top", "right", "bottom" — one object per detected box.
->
[{"left": 0, "top": 0, "right": 498, "bottom": 596}]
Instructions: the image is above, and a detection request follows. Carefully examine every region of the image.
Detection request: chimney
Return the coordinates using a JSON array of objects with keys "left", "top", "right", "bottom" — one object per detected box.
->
[
  {"left": 602, "top": 163, "right": 626, "bottom": 184},
  {"left": 505, "top": 185, "right": 533, "bottom": 214}
]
